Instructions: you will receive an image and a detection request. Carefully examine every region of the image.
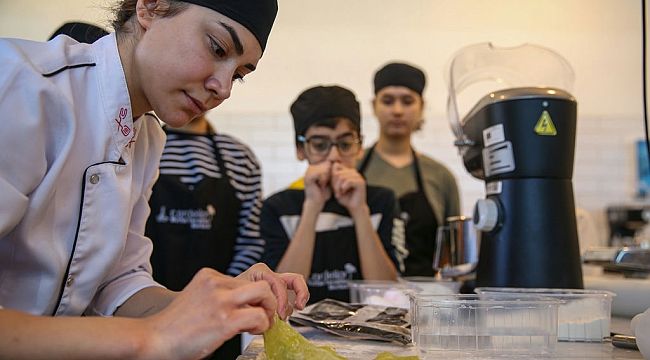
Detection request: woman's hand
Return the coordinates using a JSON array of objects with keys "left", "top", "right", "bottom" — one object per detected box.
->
[
  {"left": 116, "top": 265, "right": 308, "bottom": 360},
  {"left": 143, "top": 268, "right": 277, "bottom": 359},
  {"left": 237, "top": 263, "right": 309, "bottom": 319}
]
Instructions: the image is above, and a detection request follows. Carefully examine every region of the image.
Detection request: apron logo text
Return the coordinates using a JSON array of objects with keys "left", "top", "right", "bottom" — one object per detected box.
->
[
  {"left": 155, "top": 205, "right": 215, "bottom": 230},
  {"left": 308, "top": 263, "right": 357, "bottom": 291}
]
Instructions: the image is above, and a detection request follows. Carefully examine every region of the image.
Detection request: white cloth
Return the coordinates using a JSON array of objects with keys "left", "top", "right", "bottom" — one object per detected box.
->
[
  {"left": 632, "top": 308, "right": 650, "bottom": 359},
  {"left": 0, "top": 33, "right": 165, "bottom": 316}
]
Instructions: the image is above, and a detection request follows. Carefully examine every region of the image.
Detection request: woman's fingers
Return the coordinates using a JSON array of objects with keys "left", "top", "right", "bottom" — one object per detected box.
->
[
  {"left": 255, "top": 272, "right": 289, "bottom": 319},
  {"left": 278, "top": 273, "right": 310, "bottom": 310},
  {"left": 236, "top": 264, "right": 309, "bottom": 318},
  {"left": 228, "top": 307, "right": 272, "bottom": 335},
  {"left": 147, "top": 269, "right": 279, "bottom": 359},
  {"left": 229, "top": 280, "right": 277, "bottom": 322}
]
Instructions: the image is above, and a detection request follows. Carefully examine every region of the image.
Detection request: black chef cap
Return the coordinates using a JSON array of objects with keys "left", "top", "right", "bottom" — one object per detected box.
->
[
  {"left": 290, "top": 85, "right": 361, "bottom": 140},
  {"left": 374, "top": 62, "right": 426, "bottom": 95},
  {"left": 180, "top": 0, "right": 278, "bottom": 52},
  {"left": 49, "top": 22, "right": 109, "bottom": 44}
]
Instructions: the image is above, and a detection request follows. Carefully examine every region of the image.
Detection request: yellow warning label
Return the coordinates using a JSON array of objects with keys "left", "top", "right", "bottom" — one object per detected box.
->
[{"left": 534, "top": 110, "right": 557, "bottom": 136}]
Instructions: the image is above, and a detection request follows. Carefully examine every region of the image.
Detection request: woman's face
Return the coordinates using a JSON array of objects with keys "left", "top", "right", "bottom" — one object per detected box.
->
[
  {"left": 372, "top": 86, "right": 424, "bottom": 140},
  {"left": 133, "top": 2, "right": 262, "bottom": 127}
]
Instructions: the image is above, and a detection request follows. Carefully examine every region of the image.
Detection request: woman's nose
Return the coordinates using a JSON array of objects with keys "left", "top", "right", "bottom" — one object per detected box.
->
[{"left": 205, "top": 70, "right": 233, "bottom": 103}]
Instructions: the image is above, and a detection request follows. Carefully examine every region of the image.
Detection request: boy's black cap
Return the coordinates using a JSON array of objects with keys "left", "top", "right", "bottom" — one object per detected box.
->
[
  {"left": 290, "top": 85, "right": 361, "bottom": 139},
  {"left": 374, "top": 62, "right": 426, "bottom": 95}
]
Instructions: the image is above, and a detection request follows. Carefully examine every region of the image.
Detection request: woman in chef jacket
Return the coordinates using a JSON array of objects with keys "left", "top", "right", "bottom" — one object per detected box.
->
[
  {"left": 358, "top": 62, "right": 461, "bottom": 276},
  {"left": 0, "top": 1, "right": 309, "bottom": 359}
]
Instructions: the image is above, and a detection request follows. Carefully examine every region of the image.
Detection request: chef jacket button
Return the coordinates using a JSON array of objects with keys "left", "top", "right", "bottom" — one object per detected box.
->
[
  {"left": 89, "top": 174, "right": 100, "bottom": 184},
  {"left": 66, "top": 276, "right": 74, "bottom": 287}
]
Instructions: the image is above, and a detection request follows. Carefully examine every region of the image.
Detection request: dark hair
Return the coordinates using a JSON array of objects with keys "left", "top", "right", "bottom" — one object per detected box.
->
[
  {"left": 111, "top": 0, "right": 189, "bottom": 33},
  {"left": 291, "top": 85, "right": 361, "bottom": 148},
  {"left": 49, "top": 22, "right": 109, "bottom": 43}
]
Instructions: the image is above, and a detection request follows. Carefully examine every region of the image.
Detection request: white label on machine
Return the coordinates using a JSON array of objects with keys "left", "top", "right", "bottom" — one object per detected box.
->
[
  {"left": 483, "top": 124, "right": 505, "bottom": 147},
  {"left": 482, "top": 141, "right": 515, "bottom": 177},
  {"left": 485, "top": 181, "right": 502, "bottom": 195}
]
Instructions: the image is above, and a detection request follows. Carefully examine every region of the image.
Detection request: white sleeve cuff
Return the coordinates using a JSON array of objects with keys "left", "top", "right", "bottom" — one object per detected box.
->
[{"left": 88, "top": 270, "right": 165, "bottom": 316}]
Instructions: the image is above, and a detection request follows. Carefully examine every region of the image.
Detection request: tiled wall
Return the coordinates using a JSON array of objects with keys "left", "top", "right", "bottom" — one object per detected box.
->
[{"left": 210, "top": 111, "right": 646, "bottom": 248}]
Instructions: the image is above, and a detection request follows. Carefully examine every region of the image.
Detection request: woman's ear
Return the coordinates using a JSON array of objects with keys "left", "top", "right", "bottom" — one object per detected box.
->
[{"left": 135, "top": 0, "right": 162, "bottom": 30}]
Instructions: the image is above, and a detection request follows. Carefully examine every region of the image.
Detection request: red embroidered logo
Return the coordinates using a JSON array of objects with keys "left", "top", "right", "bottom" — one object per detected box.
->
[
  {"left": 114, "top": 107, "right": 130, "bottom": 136},
  {"left": 126, "top": 127, "right": 137, "bottom": 149}
]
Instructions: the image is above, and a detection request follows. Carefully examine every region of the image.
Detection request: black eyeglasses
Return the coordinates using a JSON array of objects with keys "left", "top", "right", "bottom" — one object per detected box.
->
[{"left": 297, "top": 134, "right": 362, "bottom": 157}]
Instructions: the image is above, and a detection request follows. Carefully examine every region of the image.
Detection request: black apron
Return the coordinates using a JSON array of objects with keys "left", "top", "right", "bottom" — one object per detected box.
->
[
  {"left": 145, "top": 128, "right": 241, "bottom": 359},
  {"left": 307, "top": 206, "right": 363, "bottom": 304},
  {"left": 359, "top": 144, "right": 438, "bottom": 276}
]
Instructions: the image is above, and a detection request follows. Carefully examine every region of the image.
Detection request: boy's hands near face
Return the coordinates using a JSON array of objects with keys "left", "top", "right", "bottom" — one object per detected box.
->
[
  {"left": 303, "top": 161, "right": 368, "bottom": 218},
  {"left": 331, "top": 162, "right": 367, "bottom": 216},
  {"left": 303, "top": 161, "right": 333, "bottom": 209}
]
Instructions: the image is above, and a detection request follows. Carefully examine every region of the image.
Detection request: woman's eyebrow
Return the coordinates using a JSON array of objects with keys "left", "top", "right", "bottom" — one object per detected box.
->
[
  {"left": 218, "top": 21, "right": 256, "bottom": 71},
  {"left": 219, "top": 21, "right": 243, "bottom": 55}
]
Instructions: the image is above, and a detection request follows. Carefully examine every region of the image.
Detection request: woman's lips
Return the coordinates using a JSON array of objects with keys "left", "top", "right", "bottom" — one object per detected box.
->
[{"left": 184, "top": 91, "right": 206, "bottom": 115}]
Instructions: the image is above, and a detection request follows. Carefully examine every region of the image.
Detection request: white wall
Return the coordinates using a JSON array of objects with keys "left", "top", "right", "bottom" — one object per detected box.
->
[{"left": 2, "top": 0, "right": 648, "bottom": 245}]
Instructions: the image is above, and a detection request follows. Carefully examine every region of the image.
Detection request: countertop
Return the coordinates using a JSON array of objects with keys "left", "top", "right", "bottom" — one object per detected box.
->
[
  {"left": 237, "top": 317, "right": 644, "bottom": 359},
  {"left": 584, "top": 274, "right": 650, "bottom": 317}
]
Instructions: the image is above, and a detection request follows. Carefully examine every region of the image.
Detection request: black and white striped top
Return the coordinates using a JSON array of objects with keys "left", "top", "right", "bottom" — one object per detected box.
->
[{"left": 159, "top": 129, "right": 264, "bottom": 276}]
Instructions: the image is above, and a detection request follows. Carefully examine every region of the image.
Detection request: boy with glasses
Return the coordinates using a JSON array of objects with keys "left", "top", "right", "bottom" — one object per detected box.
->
[{"left": 261, "top": 85, "right": 402, "bottom": 303}]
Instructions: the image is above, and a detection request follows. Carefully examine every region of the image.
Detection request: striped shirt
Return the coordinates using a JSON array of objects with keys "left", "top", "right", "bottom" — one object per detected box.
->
[{"left": 159, "top": 129, "right": 263, "bottom": 276}]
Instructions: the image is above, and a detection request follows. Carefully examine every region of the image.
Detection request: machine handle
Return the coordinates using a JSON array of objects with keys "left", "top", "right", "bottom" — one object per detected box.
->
[{"left": 473, "top": 198, "right": 499, "bottom": 232}]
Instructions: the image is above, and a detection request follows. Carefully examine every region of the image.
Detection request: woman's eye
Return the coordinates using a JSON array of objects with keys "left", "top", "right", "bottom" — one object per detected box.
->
[
  {"left": 209, "top": 37, "right": 226, "bottom": 58},
  {"left": 232, "top": 73, "right": 245, "bottom": 83}
]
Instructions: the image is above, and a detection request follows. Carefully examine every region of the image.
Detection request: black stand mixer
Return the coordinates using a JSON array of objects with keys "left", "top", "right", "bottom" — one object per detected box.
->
[{"left": 447, "top": 43, "right": 583, "bottom": 288}]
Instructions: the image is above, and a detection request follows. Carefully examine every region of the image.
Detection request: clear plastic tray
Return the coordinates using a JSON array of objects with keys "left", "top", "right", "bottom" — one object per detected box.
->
[
  {"left": 410, "top": 294, "right": 559, "bottom": 356},
  {"left": 474, "top": 287, "right": 616, "bottom": 342},
  {"left": 348, "top": 279, "right": 462, "bottom": 309},
  {"left": 347, "top": 280, "right": 411, "bottom": 309},
  {"left": 399, "top": 276, "right": 461, "bottom": 294}
]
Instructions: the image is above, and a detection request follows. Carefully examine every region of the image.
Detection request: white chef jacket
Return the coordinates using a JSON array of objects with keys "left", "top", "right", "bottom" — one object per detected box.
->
[{"left": 0, "top": 33, "right": 166, "bottom": 316}]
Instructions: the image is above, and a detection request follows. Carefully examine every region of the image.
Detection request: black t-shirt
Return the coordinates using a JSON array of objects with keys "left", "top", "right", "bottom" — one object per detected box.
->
[{"left": 260, "top": 184, "right": 403, "bottom": 303}]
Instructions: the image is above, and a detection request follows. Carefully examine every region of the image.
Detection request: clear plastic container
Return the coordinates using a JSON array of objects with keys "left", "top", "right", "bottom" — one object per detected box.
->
[
  {"left": 347, "top": 280, "right": 411, "bottom": 309},
  {"left": 398, "top": 276, "right": 461, "bottom": 295},
  {"left": 411, "top": 294, "right": 559, "bottom": 357},
  {"left": 474, "top": 287, "right": 616, "bottom": 342}
]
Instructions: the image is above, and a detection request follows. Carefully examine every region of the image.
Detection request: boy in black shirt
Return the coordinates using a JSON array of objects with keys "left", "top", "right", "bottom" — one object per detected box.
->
[{"left": 261, "top": 85, "right": 404, "bottom": 303}]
